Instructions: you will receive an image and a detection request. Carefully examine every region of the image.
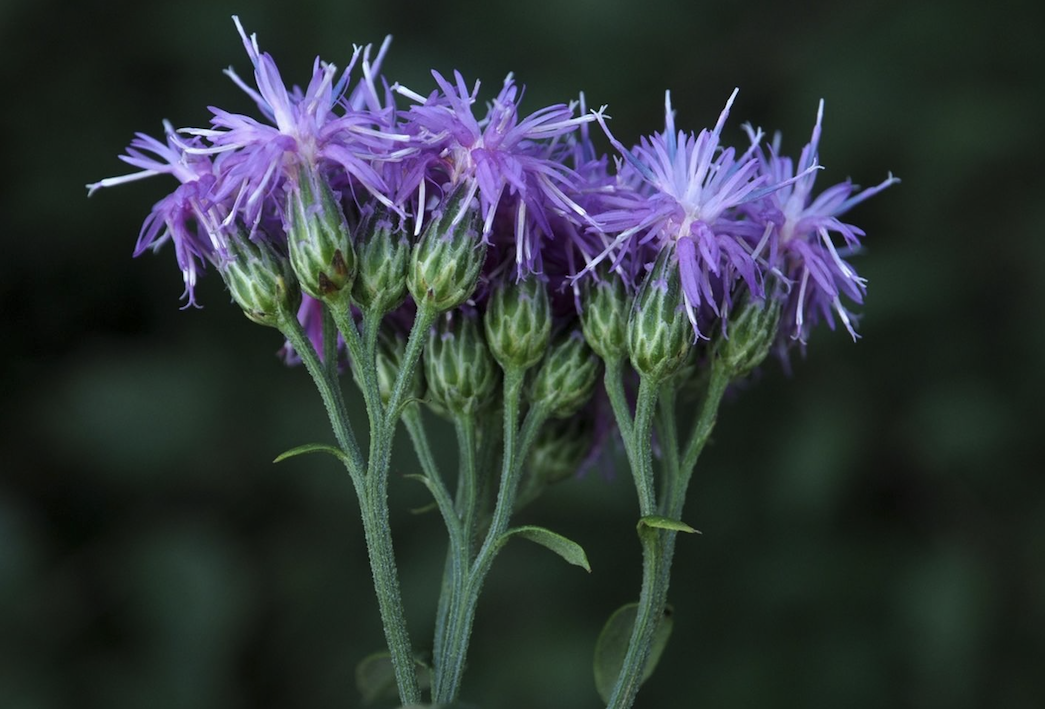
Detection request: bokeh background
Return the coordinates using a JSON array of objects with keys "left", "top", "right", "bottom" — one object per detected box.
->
[{"left": 2, "top": 0, "right": 1042, "bottom": 707}]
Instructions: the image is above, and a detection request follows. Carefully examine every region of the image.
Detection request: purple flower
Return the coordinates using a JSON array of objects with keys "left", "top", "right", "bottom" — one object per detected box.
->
[
  {"left": 747, "top": 100, "right": 898, "bottom": 344},
  {"left": 586, "top": 90, "right": 789, "bottom": 338},
  {"left": 395, "top": 71, "right": 603, "bottom": 273},
  {"left": 180, "top": 17, "right": 409, "bottom": 231},
  {"left": 86, "top": 121, "right": 223, "bottom": 306}
]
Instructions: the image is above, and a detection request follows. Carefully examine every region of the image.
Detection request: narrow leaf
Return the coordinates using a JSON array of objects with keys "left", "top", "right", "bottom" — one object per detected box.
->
[
  {"left": 355, "top": 652, "right": 398, "bottom": 705},
  {"left": 273, "top": 442, "right": 348, "bottom": 464},
  {"left": 501, "top": 525, "right": 592, "bottom": 572},
  {"left": 637, "top": 515, "right": 700, "bottom": 534},
  {"left": 593, "top": 602, "right": 675, "bottom": 703}
]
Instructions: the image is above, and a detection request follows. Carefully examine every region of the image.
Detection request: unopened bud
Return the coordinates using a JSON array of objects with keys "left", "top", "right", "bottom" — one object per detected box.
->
[
  {"left": 484, "top": 275, "right": 552, "bottom": 371},
  {"left": 352, "top": 206, "right": 410, "bottom": 315},
  {"left": 714, "top": 297, "right": 781, "bottom": 379},
  {"left": 220, "top": 233, "right": 301, "bottom": 328},
  {"left": 580, "top": 265, "right": 630, "bottom": 362},
  {"left": 286, "top": 167, "right": 355, "bottom": 303},
  {"left": 408, "top": 185, "right": 486, "bottom": 313},
  {"left": 627, "top": 247, "right": 691, "bottom": 382},
  {"left": 529, "top": 330, "right": 601, "bottom": 418},
  {"left": 528, "top": 414, "right": 595, "bottom": 487},
  {"left": 424, "top": 310, "right": 500, "bottom": 418}
]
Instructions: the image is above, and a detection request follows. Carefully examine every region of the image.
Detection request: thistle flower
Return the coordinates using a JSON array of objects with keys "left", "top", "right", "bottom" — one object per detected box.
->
[
  {"left": 395, "top": 71, "right": 603, "bottom": 273},
  {"left": 181, "top": 17, "right": 408, "bottom": 231},
  {"left": 588, "top": 90, "right": 800, "bottom": 338},
  {"left": 746, "top": 100, "right": 898, "bottom": 344},
  {"left": 86, "top": 121, "right": 223, "bottom": 307}
]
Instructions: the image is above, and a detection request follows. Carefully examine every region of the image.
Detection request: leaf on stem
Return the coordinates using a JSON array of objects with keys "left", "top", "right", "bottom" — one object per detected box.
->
[
  {"left": 500, "top": 525, "right": 592, "bottom": 572},
  {"left": 272, "top": 442, "right": 349, "bottom": 465},
  {"left": 637, "top": 515, "right": 701, "bottom": 535},
  {"left": 356, "top": 652, "right": 432, "bottom": 706},
  {"left": 592, "top": 602, "right": 675, "bottom": 704}
]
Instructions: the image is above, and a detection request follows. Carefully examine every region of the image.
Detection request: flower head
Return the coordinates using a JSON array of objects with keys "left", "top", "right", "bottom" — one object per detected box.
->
[
  {"left": 86, "top": 121, "right": 223, "bottom": 306},
  {"left": 396, "top": 72, "right": 603, "bottom": 273},
  {"left": 181, "top": 17, "right": 408, "bottom": 231},
  {"left": 747, "top": 100, "right": 898, "bottom": 345},
  {"left": 588, "top": 90, "right": 782, "bottom": 338}
]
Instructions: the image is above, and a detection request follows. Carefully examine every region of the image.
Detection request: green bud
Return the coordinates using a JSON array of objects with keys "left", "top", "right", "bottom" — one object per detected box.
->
[
  {"left": 286, "top": 167, "right": 355, "bottom": 303},
  {"left": 580, "top": 266, "right": 631, "bottom": 362},
  {"left": 517, "top": 413, "right": 595, "bottom": 509},
  {"left": 527, "top": 414, "right": 595, "bottom": 487},
  {"left": 484, "top": 275, "right": 552, "bottom": 371},
  {"left": 352, "top": 207, "right": 411, "bottom": 315},
  {"left": 220, "top": 234, "right": 301, "bottom": 328},
  {"left": 714, "top": 296, "right": 782, "bottom": 379},
  {"left": 408, "top": 184, "right": 486, "bottom": 313},
  {"left": 627, "top": 247, "right": 692, "bottom": 383},
  {"left": 424, "top": 310, "right": 500, "bottom": 418},
  {"left": 529, "top": 330, "right": 601, "bottom": 418},
  {"left": 352, "top": 328, "right": 423, "bottom": 406}
]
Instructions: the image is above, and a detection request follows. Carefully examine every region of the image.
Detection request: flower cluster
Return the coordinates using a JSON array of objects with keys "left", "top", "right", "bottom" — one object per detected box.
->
[
  {"left": 89, "top": 20, "right": 898, "bottom": 707},
  {"left": 89, "top": 16, "right": 895, "bottom": 368}
]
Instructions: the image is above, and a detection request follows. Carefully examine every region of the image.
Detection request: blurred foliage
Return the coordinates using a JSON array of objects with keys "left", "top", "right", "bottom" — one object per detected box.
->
[{"left": 1, "top": 0, "right": 1042, "bottom": 707}]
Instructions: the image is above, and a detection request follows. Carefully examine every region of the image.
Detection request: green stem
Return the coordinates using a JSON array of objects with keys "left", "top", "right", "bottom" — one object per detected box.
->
[
  {"left": 455, "top": 416, "right": 480, "bottom": 551},
  {"left": 277, "top": 310, "right": 364, "bottom": 477},
  {"left": 631, "top": 376, "right": 660, "bottom": 516},
  {"left": 603, "top": 358, "right": 637, "bottom": 469},
  {"left": 383, "top": 305, "right": 437, "bottom": 432},
  {"left": 432, "top": 368, "right": 549, "bottom": 703},
  {"left": 605, "top": 374, "right": 663, "bottom": 709},
  {"left": 609, "top": 365, "right": 732, "bottom": 709},
  {"left": 403, "top": 407, "right": 461, "bottom": 677},
  {"left": 328, "top": 301, "right": 428, "bottom": 705},
  {"left": 656, "top": 384, "right": 680, "bottom": 516},
  {"left": 321, "top": 306, "right": 339, "bottom": 381},
  {"left": 674, "top": 362, "right": 730, "bottom": 519}
]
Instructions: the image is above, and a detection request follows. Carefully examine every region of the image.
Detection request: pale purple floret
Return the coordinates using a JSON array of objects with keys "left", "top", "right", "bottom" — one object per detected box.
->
[
  {"left": 587, "top": 90, "right": 790, "bottom": 338},
  {"left": 395, "top": 71, "right": 602, "bottom": 273},
  {"left": 746, "top": 100, "right": 898, "bottom": 344},
  {"left": 180, "top": 17, "right": 409, "bottom": 231},
  {"left": 86, "top": 121, "right": 225, "bottom": 306}
]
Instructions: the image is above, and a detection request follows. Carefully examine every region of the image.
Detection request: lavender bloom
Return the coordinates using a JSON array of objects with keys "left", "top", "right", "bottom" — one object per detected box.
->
[
  {"left": 395, "top": 72, "right": 602, "bottom": 273},
  {"left": 86, "top": 121, "right": 223, "bottom": 306},
  {"left": 747, "top": 101, "right": 898, "bottom": 344},
  {"left": 588, "top": 90, "right": 790, "bottom": 338},
  {"left": 180, "top": 17, "right": 409, "bottom": 231}
]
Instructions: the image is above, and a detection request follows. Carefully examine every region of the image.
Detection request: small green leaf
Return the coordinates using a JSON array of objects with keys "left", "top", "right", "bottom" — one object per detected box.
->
[
  {"left": 355, "top": 652, "right": 398, "bottom": 705},
  {"left": 273, "top": 442, "right": 348, "bottom": 464},
  {"left": 409, "top": 501, "right": 439, "bottom": 515},
  {"left": 593, "top": 602, "right": 675, "bottom": 703},
  {"left": 356, "top": 653, "right": 432, "bottom": 706},
  {"left": 637, "top": 515, "right": 700, "bottom": 534},
  {"left": 501, "top": 525, "right": 591, "bottom": 572}
]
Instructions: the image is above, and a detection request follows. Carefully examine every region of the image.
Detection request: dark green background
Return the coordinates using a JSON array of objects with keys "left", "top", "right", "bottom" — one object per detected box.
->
[{"left": 2, "top": 0, "right": 1042, "bottom": 707}]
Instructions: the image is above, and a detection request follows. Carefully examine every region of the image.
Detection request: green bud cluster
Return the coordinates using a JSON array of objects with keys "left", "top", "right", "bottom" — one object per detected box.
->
[
  {"left": 529, "top": 330, "right": 601, "bottom": 418},
  {"left": 714, "top": 297, "right": 782, "bottom": 379},
  {"left": 408, "top": 185, "right": 486, "bottom": 313},
  {"left": 352, "top": 207, "right": 411, "bottom": 315},
  {"left": 286, "top": 168, "right": 355, "bottom": 303},
  {"left": 484, "top": 275, "right": 552, "bottom": 371},
  {"left": 627, "top": 247, "right": 692, "bottom": 383},
  {"left": 220, "top": 234, "right": 301, "bottom": 328},
  {"left": 424, "top": 310, "right": 500, "bottom": 418},
  {"left": 580, "top": 266, "right": 630, "bottom": 362}
]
